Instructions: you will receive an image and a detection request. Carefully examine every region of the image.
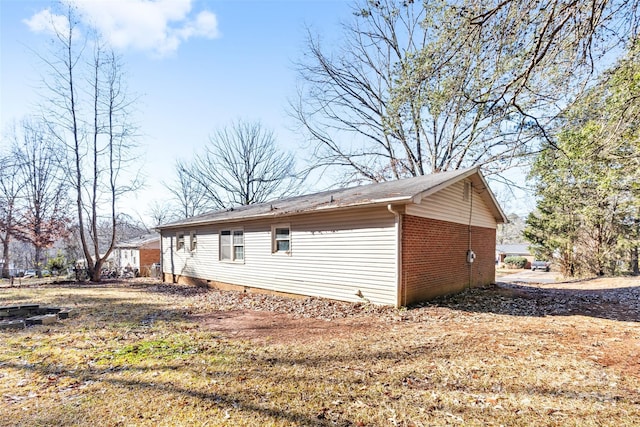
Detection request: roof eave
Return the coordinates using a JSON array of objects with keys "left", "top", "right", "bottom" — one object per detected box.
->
[{"left": 156, "top": 197, "right": 414, "bottom": 231}]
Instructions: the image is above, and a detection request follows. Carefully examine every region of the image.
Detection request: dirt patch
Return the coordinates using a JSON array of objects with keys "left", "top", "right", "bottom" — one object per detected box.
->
[
  {"left": 184, "top": 276, "right": 640, "bottom": 378},
  {"left": 193, "top": 310, "right": 378, "bottom": 344}
]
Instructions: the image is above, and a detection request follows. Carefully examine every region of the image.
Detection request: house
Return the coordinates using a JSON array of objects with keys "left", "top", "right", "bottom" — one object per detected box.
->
[
  {"left": 156, "top": 167, "right": 507, "bottom": 306},
  {"left": 496, "top": 243, "right": 534, "bottom": 269},
  {"left": 114, "top": 233, "right": 161, "bottom": 277}
]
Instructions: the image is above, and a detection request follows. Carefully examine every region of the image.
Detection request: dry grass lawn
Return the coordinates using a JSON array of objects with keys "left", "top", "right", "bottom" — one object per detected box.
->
[{"left": 0, "top": 277, "right": 639, "bottom": 426}]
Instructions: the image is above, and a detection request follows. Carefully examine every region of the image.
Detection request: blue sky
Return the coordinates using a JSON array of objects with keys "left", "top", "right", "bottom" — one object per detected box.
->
[{"left": 1, "top": 0, "right": 353, "bottom": 224}]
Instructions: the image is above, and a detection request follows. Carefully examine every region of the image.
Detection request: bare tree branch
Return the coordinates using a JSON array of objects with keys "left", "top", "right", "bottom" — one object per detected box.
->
[
  {"left": 292, "top": 0, "right": 639, "bottom": 183},
  {"left": 180, "top": 120, "right": 301, "bottom": 210}
]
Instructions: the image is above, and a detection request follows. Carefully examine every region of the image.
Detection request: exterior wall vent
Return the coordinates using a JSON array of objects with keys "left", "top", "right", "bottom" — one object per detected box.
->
[{"left": 463, "top": 181, "right": 471, "bottom": 201}]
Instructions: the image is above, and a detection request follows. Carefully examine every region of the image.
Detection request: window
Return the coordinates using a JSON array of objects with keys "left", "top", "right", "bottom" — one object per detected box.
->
[
  {"left": 176, "top": 233, "right": 185, "bottom": 251},
  {"left": 220, "top": 229, "right": 244, "bottom": 261},
  {"left": 190, "top": 231, "right": 198, "bottom": 252},
  {"left": 272, "top": 225, "right": 291, "bottom": 253}
]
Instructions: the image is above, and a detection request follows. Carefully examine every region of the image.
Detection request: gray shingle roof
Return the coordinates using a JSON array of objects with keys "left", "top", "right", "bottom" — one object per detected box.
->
[
  {"left": 158, "top": 167, "right": 506, "bottom": 229},
  {"left": 116, "top": 233, "right": 160, "bottom": 248}
]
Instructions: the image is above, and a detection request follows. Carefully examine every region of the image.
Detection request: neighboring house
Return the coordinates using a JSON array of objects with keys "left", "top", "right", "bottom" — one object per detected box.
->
[
  {"left": 496, "top": 243, "right": 534, "bottom": 268},
  {"left": 156, "top": 167, "right": 507, "bottom": 306},
  {"left": 115, "top": 233, "right": 161, "bottom": 276}
]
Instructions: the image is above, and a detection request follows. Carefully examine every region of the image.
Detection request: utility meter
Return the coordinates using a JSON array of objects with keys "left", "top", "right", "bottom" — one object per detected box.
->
[{"left": 467, "top": 250, "right": 476, "bottom": 263}]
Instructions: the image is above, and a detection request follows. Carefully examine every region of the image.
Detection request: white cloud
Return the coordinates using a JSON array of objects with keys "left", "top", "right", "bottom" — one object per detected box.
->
[
  {"left": 178, "top": 10, "right": 219, "bottom": 40},
  {"left": 24, "top": 0, "right": 219, "bottom": 57},
  {"left": 23, "top": 8, "right": 70, "bottom": 36}
]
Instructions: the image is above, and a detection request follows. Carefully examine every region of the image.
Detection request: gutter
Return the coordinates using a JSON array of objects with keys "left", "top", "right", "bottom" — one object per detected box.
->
[{"left": 157, "top": 197, "right": 414, "bottom": 231}]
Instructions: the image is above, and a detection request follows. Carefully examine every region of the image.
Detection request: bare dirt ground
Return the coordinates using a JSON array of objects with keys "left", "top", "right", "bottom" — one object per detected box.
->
[
  {"left": 178, "top": 276, "right": 640, "bottom": 379},
  {"left": 193, "top": 310, "right": 376, "bottom": 344}
]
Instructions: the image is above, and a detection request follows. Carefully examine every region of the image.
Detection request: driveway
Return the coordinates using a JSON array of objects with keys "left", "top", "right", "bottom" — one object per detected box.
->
[{"left": 498, "top": 269, "right": 560, "bottom": 284}]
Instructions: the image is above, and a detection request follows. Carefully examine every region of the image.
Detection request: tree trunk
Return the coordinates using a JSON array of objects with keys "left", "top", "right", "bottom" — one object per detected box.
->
[
  {"left": 1, "top": 236, "right": 10, "bottom": 278},
  {"left": 91, "top": 259, "right": 104, "bottom": 282},
  {"left": 34, "top": 245, "right": 42, "bottom": 277}
]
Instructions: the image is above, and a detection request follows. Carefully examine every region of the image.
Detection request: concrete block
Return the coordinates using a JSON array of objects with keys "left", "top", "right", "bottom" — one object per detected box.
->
[
  {"left": 8, "top": 308, "right": 28, "bottom": 317},
  {"left": 57, "top": 309, "right": 73, "bottom": 319},
  {"left": 0, "top": 306, "right": 20, "bottom": 318},
  {"left": 25, "top": 314, "right": 58, "bottom": 326},
  {"left": 0, "top": 319, "right": 26, "bottom": 330}
]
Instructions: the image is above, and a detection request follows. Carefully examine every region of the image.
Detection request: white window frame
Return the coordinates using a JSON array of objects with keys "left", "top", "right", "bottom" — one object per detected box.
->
[
  {"left": 190, "top": 231, "right": 198, "bottom": 252},
  {"left": 176, "top": 232, "right": 185, "bottom": 251},
  {"left": 271, "top": 224, "right": 291, "bottom": 255},
  {"left": 220, "top": 229, "right": 244, "bottom": 262}
]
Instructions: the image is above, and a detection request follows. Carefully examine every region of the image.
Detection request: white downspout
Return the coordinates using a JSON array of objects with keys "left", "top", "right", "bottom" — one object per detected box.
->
[{"left": 388, "top": 204, "right": 403, "bottom": 307}]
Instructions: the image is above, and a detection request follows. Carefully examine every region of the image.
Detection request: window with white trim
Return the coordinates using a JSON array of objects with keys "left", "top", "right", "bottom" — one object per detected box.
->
[
  {"left": 220, "top": 229, "right": 244, "bottom": 261},
  {"left": 176, "top": 232, "right": 185, "bottom": 251},
  {"left": 272, "top": 225, "right": 291, "bottom": 254},
  {"left": 190, "top": 231, "right": 198, "bottom": 252}
]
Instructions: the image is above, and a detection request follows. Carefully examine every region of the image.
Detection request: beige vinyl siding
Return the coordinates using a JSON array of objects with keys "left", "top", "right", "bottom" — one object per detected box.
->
[
  {"left": 162, "top": 207, "right": 398, "bottom": 305},
  {"left": 406, "top": 179, "right": 497, "bottom": 229},
  {"left": 161, "top": 225, "right": 218, "bottom": 279}
]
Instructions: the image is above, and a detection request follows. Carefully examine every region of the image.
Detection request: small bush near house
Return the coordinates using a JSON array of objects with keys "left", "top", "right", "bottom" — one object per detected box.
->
[{"left": 503, "top": 256, "right": 527, "bottom": 269}]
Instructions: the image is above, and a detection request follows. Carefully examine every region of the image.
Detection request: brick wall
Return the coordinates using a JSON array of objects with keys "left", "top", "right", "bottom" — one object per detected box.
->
[
  {"left": 139, "top": 249, "right": 160, "bottom": 276},
  {"left": 401, "top": 215, "right": 496, "bottom": 305}
]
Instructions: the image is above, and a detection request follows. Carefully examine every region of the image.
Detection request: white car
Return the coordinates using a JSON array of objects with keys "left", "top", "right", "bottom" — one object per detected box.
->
[{"left": 531, "top": 261, "right": 551, "bottom": 272}]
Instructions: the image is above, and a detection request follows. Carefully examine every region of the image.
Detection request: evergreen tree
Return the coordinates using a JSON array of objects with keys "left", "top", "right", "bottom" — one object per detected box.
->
[{"left": 525, "top": 40, "right": 640, "bottom": 276}]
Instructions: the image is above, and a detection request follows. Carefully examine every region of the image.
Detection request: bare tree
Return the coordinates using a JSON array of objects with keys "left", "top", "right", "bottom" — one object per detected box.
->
[
  {"left": 164, "top": 159, "right": 213, "bottom": 219},
  {"left": 35, "top": 6, "right": 139, "bottom": 281},
  {"left": 96, "top": 214, "right": 147, "bottom": 252},
  {"left": 293, "top": 0, "right": 639, "bottom": 183},
  {"left": 146, "top": 200, "right": 178, "bottom": 227},
  {"left": 497, "top": 214, "right": 527, "bottom": 245},
  {"left": 180, "top": 120, "right": 300, "bottom": 209},
  {"left": 0, "top": 151, "right": 23, "bottom": 278},
  {"left": 12, "top": 119, "right": 70, "bottom": 275}
]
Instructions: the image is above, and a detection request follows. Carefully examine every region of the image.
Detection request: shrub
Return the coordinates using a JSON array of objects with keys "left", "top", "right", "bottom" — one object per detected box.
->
[
  {"left": 504, "top": 256, "right": 528, "bottom": 269},
  {"left": 47, "top": 251, "right": 69, "bottom": 275}
]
